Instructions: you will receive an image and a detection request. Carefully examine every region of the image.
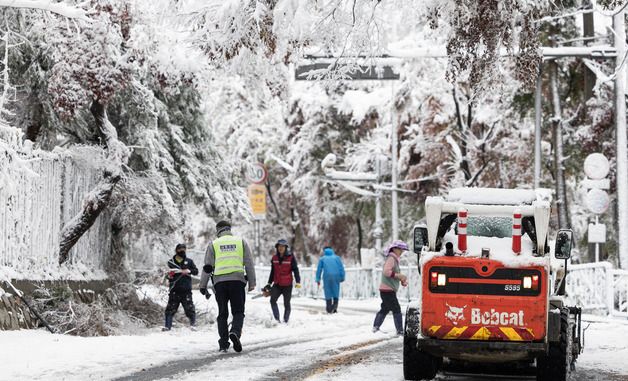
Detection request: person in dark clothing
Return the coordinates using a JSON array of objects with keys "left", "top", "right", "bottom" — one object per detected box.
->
[
  {"left": 200, "top": 220, "right": 256, "bottom": 353},
  {"left": 163, "top": 243, "right": 199, "bottom": 331},
  {"left": 265, "top": 239, "right": 301, "bottom": 323}
]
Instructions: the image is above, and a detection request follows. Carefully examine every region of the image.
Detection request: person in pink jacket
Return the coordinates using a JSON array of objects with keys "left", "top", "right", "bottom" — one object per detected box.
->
[{"left": 372, "top": 240, "right": 409, "bottom": 335}]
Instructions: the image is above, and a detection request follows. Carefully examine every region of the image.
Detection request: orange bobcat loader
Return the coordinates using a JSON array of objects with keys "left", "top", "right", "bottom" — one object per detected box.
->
[{"left": 403, "top": 188, "right": 582, "bottom": 381}]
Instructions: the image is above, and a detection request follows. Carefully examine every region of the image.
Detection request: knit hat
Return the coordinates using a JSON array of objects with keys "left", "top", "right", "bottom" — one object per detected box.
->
[
  {"left": 275, "top": 239, "right": 289, "bottom": 248},
  {"left": 216, "top": 220, "right": 232, "bottom": 234}
]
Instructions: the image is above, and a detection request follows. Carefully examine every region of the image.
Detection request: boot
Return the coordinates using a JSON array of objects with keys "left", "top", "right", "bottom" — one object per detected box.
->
[
  {"left": 332, "top": 298, "right": 338, "bottom": 313},
  {"left": 393, "top": 312, "right": 403, "bottom": 335},
  {"left": 325, "top": 299, "right": 333, "bottom": 313},
  {"left": 229, "top": 331, "right": 242, "bottom": 353}
]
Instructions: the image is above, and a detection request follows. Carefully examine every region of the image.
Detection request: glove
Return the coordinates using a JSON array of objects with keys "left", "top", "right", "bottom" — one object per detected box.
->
[
  {"left": 168, "top": 271, "right": 175, "bottom": 279},
  {"left": 295, "top": 283, "right": 302, "bottom": 289},
  {"left": 199, "top": 288, "right": 211, "bottom": 300}
]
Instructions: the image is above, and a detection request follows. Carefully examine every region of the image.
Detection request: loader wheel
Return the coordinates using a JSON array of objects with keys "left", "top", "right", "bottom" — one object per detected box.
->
[
  {"left": 536, "top": 308, "right": 571, "bottom": 381},
  {"left": 403, "top": 307, "right": 437, "bottom": 380}
]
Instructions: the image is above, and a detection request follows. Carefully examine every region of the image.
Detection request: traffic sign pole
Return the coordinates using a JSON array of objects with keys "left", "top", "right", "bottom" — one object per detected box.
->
[{"left": 247, "top": 163, "right": 268, "bottom": 258}]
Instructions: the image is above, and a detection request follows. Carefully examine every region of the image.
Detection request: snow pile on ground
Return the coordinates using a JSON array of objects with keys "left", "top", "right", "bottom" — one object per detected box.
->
[{"left": 0, "top": 290, "right": 400, "bottom": 381}]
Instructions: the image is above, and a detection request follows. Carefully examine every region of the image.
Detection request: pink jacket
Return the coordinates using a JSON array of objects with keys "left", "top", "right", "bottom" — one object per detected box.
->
[{"left": 379, "top": 252, "right": 400, "bottom": 292}]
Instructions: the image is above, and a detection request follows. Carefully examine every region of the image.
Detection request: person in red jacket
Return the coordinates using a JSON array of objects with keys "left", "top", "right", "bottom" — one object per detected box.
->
[{"left": 265, "top": 239, "right": 301, "bottom": 323}]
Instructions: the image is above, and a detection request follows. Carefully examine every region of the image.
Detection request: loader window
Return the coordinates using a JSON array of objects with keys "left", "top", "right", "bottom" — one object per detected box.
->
[{"left": 465, "top": 216, "right": 512, "bottom": 238}]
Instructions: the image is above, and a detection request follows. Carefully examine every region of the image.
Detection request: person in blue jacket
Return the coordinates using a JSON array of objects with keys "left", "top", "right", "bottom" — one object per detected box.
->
[{"left": 315, "top": 246, "right": 345, "bottom": 313}]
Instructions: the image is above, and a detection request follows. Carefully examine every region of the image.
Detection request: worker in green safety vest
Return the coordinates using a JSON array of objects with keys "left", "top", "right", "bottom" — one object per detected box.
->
[{"left": 200, "top": 220, "right": 256, "bottom": 353}]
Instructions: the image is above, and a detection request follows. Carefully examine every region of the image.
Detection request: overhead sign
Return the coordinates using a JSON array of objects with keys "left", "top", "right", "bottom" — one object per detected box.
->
[
  {"left": 247, "top": 183, "right": 267, "bottom": 219},
  {"left": 246, "top": 163, "right": 268, "bottom": 184},
  {"left": 584, "top": 153, "right": 610, "bottom": 180},
  {"left": 295, "top": 63, "right": 400, "bottom": 81}
]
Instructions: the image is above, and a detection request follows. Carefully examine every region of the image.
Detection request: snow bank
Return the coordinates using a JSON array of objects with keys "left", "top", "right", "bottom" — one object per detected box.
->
[{"left": 0, "top": 290, "right": 401, "bottom": 381}]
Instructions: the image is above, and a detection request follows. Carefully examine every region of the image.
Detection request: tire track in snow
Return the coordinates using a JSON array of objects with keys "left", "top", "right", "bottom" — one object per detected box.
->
[
  {"left": 113, "top": 330, "right": 359, "bottom": 381},
  {"left": 254, "top": 337, "right": 400, "bottom": 381}
]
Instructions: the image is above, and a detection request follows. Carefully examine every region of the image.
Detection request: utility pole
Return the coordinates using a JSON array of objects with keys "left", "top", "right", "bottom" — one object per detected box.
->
[
  {"left": 391, "top": 82, "right": 399, "bottom": 241},
  {"left": 583, "top": 1, "right": 595, "bottom": 101},
  {"left": 614, "top": 9, "right": 628, "bottom": 269},
  {"left": 375, "top": 157, "right": 383, "bottom": 253},
  {"left": 534, "top": 63, "right": 543, "bottom": 189}
]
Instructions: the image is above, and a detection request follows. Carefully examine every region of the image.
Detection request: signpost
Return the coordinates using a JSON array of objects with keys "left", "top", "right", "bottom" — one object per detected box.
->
[
  {"left": 247, "top": 163, "right": 268, "bottom": 257},
  {"left": 583, "top": 153, "right": 610, "bottom": 262}
]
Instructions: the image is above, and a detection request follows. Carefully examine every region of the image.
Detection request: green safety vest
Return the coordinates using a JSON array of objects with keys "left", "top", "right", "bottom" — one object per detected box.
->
[{"left": 212, "top": 235, "right": 245, "bottom": 276}]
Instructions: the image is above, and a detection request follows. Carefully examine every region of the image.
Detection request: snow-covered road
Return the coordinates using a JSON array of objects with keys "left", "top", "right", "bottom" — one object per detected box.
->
[{"left": 1, "top": 292, "right": 628, "bottom": 381}]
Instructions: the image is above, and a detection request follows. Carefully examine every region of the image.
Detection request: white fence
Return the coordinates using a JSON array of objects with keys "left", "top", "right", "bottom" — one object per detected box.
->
[
  {"left": 0, "top": 143, "right": 110, "bottom": 277},
  {"left": 564, "top": 262, "right": 628, "bottom": 317},
  {"left": 255, "top": 265, "right": 422, "bottom": 302}
]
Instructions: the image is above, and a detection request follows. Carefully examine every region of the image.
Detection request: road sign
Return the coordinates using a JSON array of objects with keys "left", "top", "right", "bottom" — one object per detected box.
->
[
  {"left": 585, "top": 188, "right": 610, "bottom": 214},
  {"left": 584, "top": 153, "right": 610, "bottom": 180},
  {"left": 248, "top": 183, "right": 267, "bottom": 219},
  {"left": 588, "top": 223, "right": 607, "bottom": 244},
  {"left": 582, "top": 178, "right": 610, "bottom": 190},
  {"left": 247, "top": 163, "right": 268, "bottom": 184}
]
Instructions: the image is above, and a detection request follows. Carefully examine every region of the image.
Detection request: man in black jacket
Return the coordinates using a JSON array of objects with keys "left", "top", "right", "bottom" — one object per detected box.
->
[{"left": 163, "top": 243, "right": 199, "bottom": 331}]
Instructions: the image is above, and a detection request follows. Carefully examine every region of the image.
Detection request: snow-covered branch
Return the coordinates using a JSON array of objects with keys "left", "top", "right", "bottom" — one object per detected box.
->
[{"left": 0, "top": 0, "right": 90, "bottom": 21}]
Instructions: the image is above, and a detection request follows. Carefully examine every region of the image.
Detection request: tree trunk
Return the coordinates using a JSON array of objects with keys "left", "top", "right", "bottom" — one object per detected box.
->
[
  {"left": 452, "top": 87, "right": 471, "bottom": 181},
  {"left": 356, "top": 218, "right": 363, "bottom": 264},
  {"left": 550, "top": 62, "right": 571, "bottom": 229},
  {"left": 58, "top": 99, "right": 128, "bottom": 264},
  {"left": 265, "top": 179, "right": 281, "bottom": 219}
]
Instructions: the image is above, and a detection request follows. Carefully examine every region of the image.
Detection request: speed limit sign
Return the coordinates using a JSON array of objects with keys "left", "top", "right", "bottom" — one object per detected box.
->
[{"left": 247, "top": 163, "right": 268, "bottom": 184}]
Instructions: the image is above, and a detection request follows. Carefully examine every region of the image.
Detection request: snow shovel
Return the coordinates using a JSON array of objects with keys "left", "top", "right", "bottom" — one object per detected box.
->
[{"left": 3, "top": 280, "right": 55, "bottom": 333}]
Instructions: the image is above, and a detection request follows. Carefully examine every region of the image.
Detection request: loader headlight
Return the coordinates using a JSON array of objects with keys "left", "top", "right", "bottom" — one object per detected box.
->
[
  {"left": 437, "top": 273, "right": 447, "bottom": 286},
  {"left": 523, "top": 276, "right": 532, "bottom": 289}
]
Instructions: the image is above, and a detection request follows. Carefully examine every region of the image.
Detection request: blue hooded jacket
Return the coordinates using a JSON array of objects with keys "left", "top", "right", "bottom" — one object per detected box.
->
[{"left": 316, "top": 247, "right": 345, "bottom": 299}]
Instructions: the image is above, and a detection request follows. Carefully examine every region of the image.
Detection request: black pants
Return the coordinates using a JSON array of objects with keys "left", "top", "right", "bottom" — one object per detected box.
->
[
  {"left": 214, "top": 281, "right": 246, "bottom": 347},
  {"left": 373, "top": 291, "right": 402, "bottom": 331},
  {"left": 270, "top": 285, "right": 293, "bottom": 322},
  {"left": 165, "top": 291, "right": 196, "bottom": 327}
]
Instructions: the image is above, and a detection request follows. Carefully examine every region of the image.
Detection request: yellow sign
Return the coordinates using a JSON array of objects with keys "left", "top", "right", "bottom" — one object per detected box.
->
[{"left": 248, "top": 184, "right": 267, "bottom": 219}]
